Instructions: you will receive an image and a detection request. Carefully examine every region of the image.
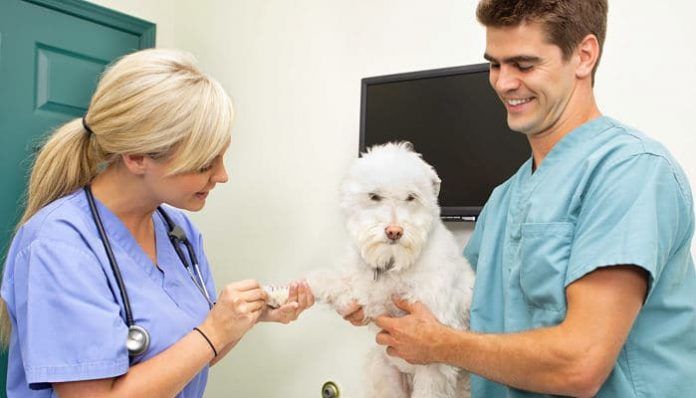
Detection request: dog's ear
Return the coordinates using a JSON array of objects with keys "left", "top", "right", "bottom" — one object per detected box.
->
[{"left": 431, "top": 175, "right": 441, "bottom": 198}]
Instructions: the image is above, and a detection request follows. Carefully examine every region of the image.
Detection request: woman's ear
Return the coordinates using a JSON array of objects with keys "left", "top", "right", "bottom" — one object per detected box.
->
[{"left": 121, "top": 154, "right": 148, "bottom": 175}]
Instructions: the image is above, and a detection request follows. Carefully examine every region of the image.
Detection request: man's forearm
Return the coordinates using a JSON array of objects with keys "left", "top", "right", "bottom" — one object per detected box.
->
[
  {"left": 378, "top": 267, "right": 646, "bottom": 397},
  {"left": 435, "top": 324, "right": 600, "bottom": 397}
]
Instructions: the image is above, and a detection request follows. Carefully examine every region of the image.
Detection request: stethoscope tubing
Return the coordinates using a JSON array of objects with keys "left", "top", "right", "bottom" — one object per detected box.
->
[
  {"left": 84, "top": 186, "right": 213, "bottom": 357},
  {"left": 85, "top": 185, "right": 136, "bottom": 327},
  {"left": 155, "top": 207, "right": 213, "bottom": 308},
  {"left": 192, "top": 261, "right": 213, "bottom": 306}
]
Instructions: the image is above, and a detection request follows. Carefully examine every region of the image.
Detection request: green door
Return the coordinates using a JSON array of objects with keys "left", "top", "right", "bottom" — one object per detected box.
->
[{"left": 0, "top": 0, "right": 155, "bottom": 394}]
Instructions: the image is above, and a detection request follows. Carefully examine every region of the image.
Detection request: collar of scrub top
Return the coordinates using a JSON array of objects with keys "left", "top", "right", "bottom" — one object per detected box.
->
[{"left": 83, "top": 185, "right": 213, "bottom": 356}]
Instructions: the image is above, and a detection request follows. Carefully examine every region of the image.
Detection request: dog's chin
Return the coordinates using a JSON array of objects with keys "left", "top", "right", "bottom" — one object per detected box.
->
[{"left": 360, "top": 241, "right": 422, "bottom": 274}]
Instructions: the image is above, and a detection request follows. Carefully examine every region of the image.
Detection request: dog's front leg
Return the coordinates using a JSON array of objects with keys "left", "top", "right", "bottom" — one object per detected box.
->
[
  {"left": 411, "top": 363, "right": 460, "bottom": 398},
  {"left": 306, "top": 268, "right": 358, "bottom": 314}
]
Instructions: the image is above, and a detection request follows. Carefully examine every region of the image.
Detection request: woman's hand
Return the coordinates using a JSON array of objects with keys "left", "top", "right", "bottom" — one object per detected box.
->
[
  {"left": 259, "top": 281, "right": 315, "bottom": 324},
  {"left": 197, "top": 279, "right": 267, "bottom": 351}
]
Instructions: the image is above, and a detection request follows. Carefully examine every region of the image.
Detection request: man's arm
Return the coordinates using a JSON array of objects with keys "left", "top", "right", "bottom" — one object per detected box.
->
[{"left": 375, "top": 265, "right": 648, "bottom": 397}]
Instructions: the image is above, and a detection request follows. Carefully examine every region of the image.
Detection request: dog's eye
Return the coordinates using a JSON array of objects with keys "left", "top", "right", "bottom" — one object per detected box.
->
[
  {"left": 369, "top": 193, "right": 382, "bottom": 202},
  {"left": 406, "top": 194, "right": 416, "bottom": 202}
]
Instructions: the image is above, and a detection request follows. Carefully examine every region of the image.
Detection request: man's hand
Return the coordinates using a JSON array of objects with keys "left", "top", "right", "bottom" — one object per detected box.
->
[{"left": 374, "top": 296, "right": 447, "bottom": 365}]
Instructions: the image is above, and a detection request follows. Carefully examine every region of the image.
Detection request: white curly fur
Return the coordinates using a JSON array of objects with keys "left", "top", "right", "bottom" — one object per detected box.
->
[{"left": 308, "top": 142, "right": 475, "bottom": 398}]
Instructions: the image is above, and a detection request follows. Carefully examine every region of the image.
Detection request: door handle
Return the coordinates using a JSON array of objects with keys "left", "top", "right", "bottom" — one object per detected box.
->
[{"left": 321, "top": 381, "right": 340, "bottom": 398}]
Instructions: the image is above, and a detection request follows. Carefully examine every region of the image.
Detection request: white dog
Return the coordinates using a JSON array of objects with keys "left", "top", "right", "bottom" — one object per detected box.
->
[{"left": 308, "top": 142, "right": 475, "bottom": 398}]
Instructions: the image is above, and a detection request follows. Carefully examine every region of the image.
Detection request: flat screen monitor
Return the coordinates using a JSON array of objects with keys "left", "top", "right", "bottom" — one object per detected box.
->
[{"left": 359, "top": 63, "right": 530, "bottom": 221}]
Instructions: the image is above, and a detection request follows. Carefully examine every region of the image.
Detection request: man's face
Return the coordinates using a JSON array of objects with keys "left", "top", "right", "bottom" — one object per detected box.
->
[{"left": 484, "top": 22, "right": 578, "bottom": 136}]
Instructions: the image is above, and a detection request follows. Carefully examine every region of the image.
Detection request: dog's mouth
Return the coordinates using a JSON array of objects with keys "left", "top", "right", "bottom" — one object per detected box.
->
[{"left": 373, "top": 257, "right": 395, "bottom": 281}]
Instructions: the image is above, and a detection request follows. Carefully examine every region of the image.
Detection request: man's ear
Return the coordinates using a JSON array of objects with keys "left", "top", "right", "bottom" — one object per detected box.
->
[
  {"left": 575, "top": 33, "right": 600, "bottom": 80},
  {"left": 121, "top": 154, "right": 148, "bottom": 175}
]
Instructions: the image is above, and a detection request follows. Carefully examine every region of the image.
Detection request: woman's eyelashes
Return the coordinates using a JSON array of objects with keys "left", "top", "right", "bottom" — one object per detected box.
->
[{"left": 196, "top": 164, "right": 213, "bottom": 173}]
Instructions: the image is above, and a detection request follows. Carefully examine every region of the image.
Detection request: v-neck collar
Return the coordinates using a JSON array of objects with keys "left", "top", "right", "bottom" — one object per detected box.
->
[
  {"left": 82, "top": 193, "right": 174, "bottom": 284},
  {"left": 520, "top": 116, "right": 614, "bottom": 192},
  {"left": 76, "top": 189, "right": 212, "bottom": 328},
  {"left": 505, "top": 116, "right": 616, "bottom": 238}
]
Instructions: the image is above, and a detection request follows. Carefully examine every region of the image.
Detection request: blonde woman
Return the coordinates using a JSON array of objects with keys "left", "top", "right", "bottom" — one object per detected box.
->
[{"left": 0, "top": 49, "right": 314, "bottom": 398}]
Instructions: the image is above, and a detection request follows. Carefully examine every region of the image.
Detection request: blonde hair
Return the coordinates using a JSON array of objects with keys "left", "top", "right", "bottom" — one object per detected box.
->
[{"left": 0, "top": 48, "right": 234, "bottom": 345}]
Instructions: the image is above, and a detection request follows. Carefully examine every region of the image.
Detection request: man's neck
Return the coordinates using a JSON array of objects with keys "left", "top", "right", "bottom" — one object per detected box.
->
[{"left": 529, "top": 92, "right": 601, "bottom": 170}]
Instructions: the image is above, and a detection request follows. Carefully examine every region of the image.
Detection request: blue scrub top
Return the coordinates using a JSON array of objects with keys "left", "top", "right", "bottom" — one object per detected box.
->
[
  {"left": 464, "top": 116, "right": 696, "bottom": 397},
  {"left": 1, "top": 189, "right": 218, "bottom": 397}
]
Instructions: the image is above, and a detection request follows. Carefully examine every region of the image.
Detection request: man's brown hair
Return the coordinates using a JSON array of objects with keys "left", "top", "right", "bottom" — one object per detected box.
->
[{"left": 477, "top": 0, "right": 608, "bottom": 80}]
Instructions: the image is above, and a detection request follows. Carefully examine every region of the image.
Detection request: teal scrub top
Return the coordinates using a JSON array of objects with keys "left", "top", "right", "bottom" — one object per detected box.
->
[{"left": 464, "top": 116, "right": 696, "bottom": 397}]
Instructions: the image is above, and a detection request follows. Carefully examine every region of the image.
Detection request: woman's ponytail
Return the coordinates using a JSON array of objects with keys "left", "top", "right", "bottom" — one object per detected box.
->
[
  {"left": 19, "top": 118, "right": 97, "bottom": 225},
  {"left": 1, "top": 117, "right": 96, "bottom": 346}
]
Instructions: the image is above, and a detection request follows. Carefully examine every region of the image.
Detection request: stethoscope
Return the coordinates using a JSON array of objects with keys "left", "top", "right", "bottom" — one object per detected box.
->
[{"left": 84, "top": 186, "right": 214, "bottom": 357}]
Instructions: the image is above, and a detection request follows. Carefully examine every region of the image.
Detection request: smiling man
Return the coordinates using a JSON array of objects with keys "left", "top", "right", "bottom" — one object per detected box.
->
[{"left": 372, "top": 1, "right": 696, "bottom": 397}]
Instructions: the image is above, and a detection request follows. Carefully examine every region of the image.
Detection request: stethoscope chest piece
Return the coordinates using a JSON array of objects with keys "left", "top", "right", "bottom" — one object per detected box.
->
[{"left": 127, "top": 325, "right": 150, "bottom": 357}]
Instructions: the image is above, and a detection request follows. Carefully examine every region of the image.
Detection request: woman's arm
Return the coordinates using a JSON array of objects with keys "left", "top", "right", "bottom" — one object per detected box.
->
[
  {"left": 54, "top": 329, "right": 219, "bottom": 397},
  {"left": 55, "top": 279, "right": 267, "bottom": 398},
  {"left": 209, "top": 339, "right": 239, "bottom": 367}
]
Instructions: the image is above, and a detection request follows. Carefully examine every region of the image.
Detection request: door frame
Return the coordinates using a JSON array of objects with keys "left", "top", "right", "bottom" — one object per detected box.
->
[{"left": 24, "top": 0, "right": 156, "bottom": 48}]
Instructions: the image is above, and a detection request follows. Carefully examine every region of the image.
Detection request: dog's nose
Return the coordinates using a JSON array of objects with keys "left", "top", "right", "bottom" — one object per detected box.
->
[{"left": 385, "top": 225, "right": 404, "bottom": 241}]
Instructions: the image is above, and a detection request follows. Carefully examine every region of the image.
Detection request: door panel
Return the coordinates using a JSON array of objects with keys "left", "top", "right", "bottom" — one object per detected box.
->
[
  {"left": 36, "top": 43, "right": 110, "bottom": 115},
  {"left": 0, "top": 0, "right": 155, "bottom": 394}
]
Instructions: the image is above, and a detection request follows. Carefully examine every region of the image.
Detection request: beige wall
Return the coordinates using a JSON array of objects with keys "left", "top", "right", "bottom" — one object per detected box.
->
[
  {"left": 88, "top": 0, "right": 179, "bottom": 47},
  {"left": 185, "top": 3, "right": 482, "bottom": 396},
  {"left": 89, "top": 1, "right": 696, "bottom": 397}
]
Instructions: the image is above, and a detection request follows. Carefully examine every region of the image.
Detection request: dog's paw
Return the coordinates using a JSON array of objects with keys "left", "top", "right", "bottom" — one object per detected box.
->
[{"left": 262, "top": 285, "right": 290, "bottom": 308}]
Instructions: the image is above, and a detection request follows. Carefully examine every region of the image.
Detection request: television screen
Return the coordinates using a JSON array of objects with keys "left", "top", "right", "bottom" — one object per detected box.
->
[{"left": 359, "top": 63, "right": 530, "bottom": 221}]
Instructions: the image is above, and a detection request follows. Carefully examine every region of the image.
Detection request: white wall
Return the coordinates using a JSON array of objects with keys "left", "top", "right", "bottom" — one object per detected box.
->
[{"left": 89, "top": 1, "right": 696, "bottom": 397}]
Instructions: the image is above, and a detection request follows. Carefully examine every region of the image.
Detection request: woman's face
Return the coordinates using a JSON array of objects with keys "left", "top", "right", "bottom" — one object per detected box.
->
[{"left": 144, "top": 149, "right": 229, "bottom": 211}]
